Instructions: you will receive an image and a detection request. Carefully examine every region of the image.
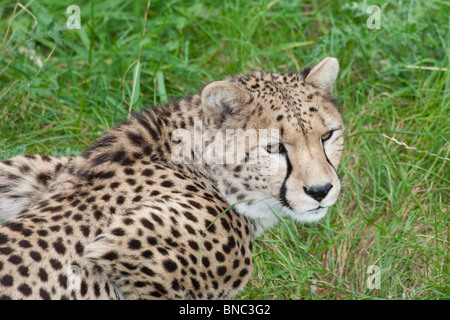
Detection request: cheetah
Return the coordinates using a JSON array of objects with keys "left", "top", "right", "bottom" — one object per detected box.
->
[{"left": 0, "top": 57, "right": 344, "bottom": 299}]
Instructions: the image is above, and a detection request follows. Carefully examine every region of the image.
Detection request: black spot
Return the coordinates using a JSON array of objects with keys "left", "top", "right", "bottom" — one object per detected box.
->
[
  {"left": 202, "top": 257, "right": 210, "bottom": 268},
  {"left": 205, "top": 206, "right": 218, "bottom": 217},
  {"left": 151, "top": 213, "right": 164, "bottom": 226},
  {"left": 80, "top": 280, "right": 88, "bottom": 297},
  {"left": 188, "top": 240, "right": 199, "bottom": 250},
  {"left": 94, "top": 210, "right": 103, "bottom": 220},
  {"left": 142, "top": 169, "right": 154, "bottom": 177},
  {"left": 190, "top": 278, "right": 200, "bottom": 290},
  {"left": 222, "top": 236, "right": 236, "bottom": 254},
  {"left": 49, "top": 225, "right": 61, "bottom": 232},
  {"left": 94, "top": 185, "right": 106, "bottom": 192},
  {"left": 50, "top": 258, "right": 62, "bottom": 270},
  {"left": 188, "top": 200, "right": 202, "bottom": 209},
  {"left": 38, "top": 268, "right": 48, "bottom": 282},
  {"left": 92, "top": 153, "right": 110, "bottom": 166},
  {"left": 37, "top": 239, "right": 48, "bottom": 250},
  {"left": 102, "top": 251, "right": 118, "bottom": 261},
  {"left": 128, "top": 239, "right": 141, "bottom": 250},
  {"left": 39, "top": 288, "right": 51, "bottom": 300},
  {"left": 141, "top": 266, "right": 155, "bottom": 276},
  {"left": 95, "top": 170, "right": 116, "bottom": 180},
  {"left": 153, "top": 282, "right": 168, "bottom": 295},
  {"left": 177, "top": 255, "right": 189, "bottom": 267},
  {"left": 220, "top": 219, "right": 231, "bottom": 232},
  {"left": 149, "top": 291, "right": 162, "bottom": 298},
  {"left": 184, "top": 224, "right": 196, "bottom": 235},
  {"left": 51, "top": 215, "right": 63, "bottom": 222},
  {"left": 0, "top": 233, "right": 8, "bottom": 245},
  {"left": 121, "top": 157, "right": 135, "bottom": 166},
  {"left": 41, "top": 205, "right": 63, "bottom": 213},
  {"left": 126, "top": 131, "right": 147, "bottom": 146},
  {"left": 171, "top": 227, "right": 181, "bottom": 238},
  {"left": 75, "top": 242, "right": 84, "bottom": 256},
  {"left": 157, "top": 247, "right": 168, "bottom": 255},
  {"left": 141, "top": 250, "right": 153, "bottom": 259},
  {"left": 5, "top": 222, "right": 23, "bottom": 233},
  {"left": 84, "top": 136, "right": 117, "bottom": 156},
  {"left": 162, "top": 259, "right": 178, "bottom": 272},
  {"left": 79, "top": 225, "right": 89, "bottom": 237},
  {"left": 0, "top": 247, "right": 13, "bottom": 255},
  {"left": 37, "top": 229, "right": 48, "bottom": 237},
  {"left": 165, "top": 238, "right": 178, "bottom": 248},
  {"left": 132, "top": 152, "right": 143, "bottom": 159},
  {"left": 204, "top": 220, "right": 216, "bottom": 233},
  {"left": 140, "top": 218, "right": 154, "bottom": 230},
  {"left": 18, "top": 265, "right": 29, "bottom": 277},
  {"left": 239, "top": 268, "right": 249, "bottom": 277},
  {"left": 110, "top": 182, "right": 120, "bottom": 189},
  {"left": 0, "top": 275, "right": 13, "bottom": 287},
  {"left": 161, "top": 180, "right": 174, "bottom": 188},
  {"left": 116, "top": 195, "right": 125, "bottom": 205},
  {"left": 150, "top": 190, "right": 160, "bottom": 197},
  {"left": 147, "top": 237, "right": 157, "bottom": 245},
  {"left": 8, "top": 255, "right": 22, "bottom": 265},
  {"left": 232, "top": 279, "right": 242, "bottom": 288},
  {"left": 126, "top": 178, "right": 136, "bottom": 186},
  {"left": 58, "top": 274, "right": 68, "bottom": 289},
  {"left": 112, "top": 228, "right": 125, "bottom": 236},
  {"left": 204, "top": 241, "right": 212, "bottom": 251},
  {"left": 29, "top": 251, "right": 42, "bottom": 262},
  {"left": 186, "top": 185, "right": 198, "bottom": 192},
  {"left": 18, "top": 283, "right": 32, "bottom": 296},
  {"left": 183, "top": 211, "right": 198, "bottom": 223},
  {"left": 171, "top": 279, "right": 181, "bottom": 291},
  {"left": 70, "top": 199, "right": 81, "bottom": 208},
  {"left": 215, "top": 251, "right": 225, "bottom": 262},
  {"left": 122, "top": 262, "right": 138, "bottom": 270},
  {"left": 111, "top": 150, "right": 126, "bottom": 163},
  {"left": 217, "top": 266, "right": 227, "bottom": 276},
  {"left": 86, "top": 196, "right": 96, "bottom": 204},
  {"left": 134, "top": 281, "right": 147, "bottom": 288},
  {"left": 18, "top": 240, "right": 31, "bottom": 248},
  {"left": 37, "top": 173, "right": 51, "bottom": 186}
]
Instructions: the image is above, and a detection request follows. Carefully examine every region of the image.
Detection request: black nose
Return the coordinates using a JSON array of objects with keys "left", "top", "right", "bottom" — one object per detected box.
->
[{"left": 303, "top": 183, "right": 333, "bottom": 202}]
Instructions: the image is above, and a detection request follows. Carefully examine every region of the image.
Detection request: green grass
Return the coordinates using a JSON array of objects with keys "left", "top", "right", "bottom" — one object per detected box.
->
[{"left": 0, "top": 0, "right": 448, "bottom": 299}]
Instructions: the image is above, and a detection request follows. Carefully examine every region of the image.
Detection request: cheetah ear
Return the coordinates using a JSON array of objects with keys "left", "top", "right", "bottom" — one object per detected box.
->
[
  {"left": 201, "top": 81, "right": 253, "bottom": 125},
  {"left": 303, "top": 57, "right": 339, "bottom": 94}
]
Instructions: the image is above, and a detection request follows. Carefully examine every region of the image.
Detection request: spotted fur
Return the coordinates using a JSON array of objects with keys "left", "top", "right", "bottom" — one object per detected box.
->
[{"left": 0, "top": 57, "right": 344, "bottom": 299}]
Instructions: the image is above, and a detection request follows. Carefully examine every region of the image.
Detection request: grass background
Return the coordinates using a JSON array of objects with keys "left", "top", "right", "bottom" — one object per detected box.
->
[{"left": 0, "top": 0, "right": 448, "bottom": 299}]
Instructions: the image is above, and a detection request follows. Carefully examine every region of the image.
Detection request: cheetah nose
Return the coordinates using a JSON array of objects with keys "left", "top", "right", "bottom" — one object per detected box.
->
[{"left": 303, "top": 183, "right": 333, "bottom": 202}]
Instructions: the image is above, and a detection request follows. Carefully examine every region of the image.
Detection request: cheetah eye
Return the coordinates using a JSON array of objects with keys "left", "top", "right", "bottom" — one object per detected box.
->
[
  {"left": 321, "top": 131, "right": 333, "bottom": 142},
  {"left": 266, "top": 143, "right": 286, "bottom": 154}
]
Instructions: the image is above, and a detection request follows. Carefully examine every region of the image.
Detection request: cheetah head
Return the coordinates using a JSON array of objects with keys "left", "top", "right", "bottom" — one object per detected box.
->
[{"left": 200, "top": 57, "right": 344, "bottom": 234}]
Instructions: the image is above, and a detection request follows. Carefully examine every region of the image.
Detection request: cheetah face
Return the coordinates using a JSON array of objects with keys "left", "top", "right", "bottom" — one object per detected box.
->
[{"left": 201, "top": 57, "right": 343, "bottom": 232}]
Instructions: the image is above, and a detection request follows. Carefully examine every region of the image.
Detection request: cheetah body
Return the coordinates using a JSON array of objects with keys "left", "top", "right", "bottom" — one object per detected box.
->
[{"left": 0, "top": 57, "right": 344, "bottom": 299}]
